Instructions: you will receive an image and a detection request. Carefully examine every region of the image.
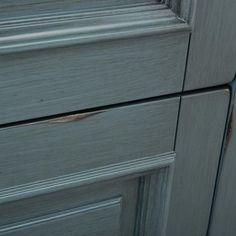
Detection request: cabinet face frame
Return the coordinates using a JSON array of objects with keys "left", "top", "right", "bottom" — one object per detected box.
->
[
  {"left": 183, "top": 0, "right": 236, "bottom": 89},
  {"left": 167, "top": 89, "right": 230, "bottom": 236}
]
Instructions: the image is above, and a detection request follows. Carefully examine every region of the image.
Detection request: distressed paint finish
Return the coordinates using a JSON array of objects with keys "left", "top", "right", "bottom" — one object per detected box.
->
[{"left": 166, "top": 89, "right": 230, "bottom": 236}]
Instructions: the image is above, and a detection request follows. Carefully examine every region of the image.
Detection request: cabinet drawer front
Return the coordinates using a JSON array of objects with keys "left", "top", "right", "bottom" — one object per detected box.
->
[
  {"left": 0, "top": 98, "right": 178, "bottom": 190},
  {"left": 0, "top": 33, "right": 188, "bottom": 124},
  {"left": 0, "top": 199, "right": 121, "bottom": 236}
]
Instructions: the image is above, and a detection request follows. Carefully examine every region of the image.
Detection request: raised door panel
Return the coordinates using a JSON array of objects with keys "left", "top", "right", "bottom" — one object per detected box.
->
[{"left": 0, "top": 153, "right": 175, "bottom": 236}]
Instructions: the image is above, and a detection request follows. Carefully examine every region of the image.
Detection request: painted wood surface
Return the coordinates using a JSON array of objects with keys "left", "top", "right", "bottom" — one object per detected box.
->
[
  {"left": 143, "top": 166, "right": 174, "bottom": 236},
  {"left": 0, "top": 30, "right": 188, "bottom": 124},
  {"left": 166, "top": 89, "right": 230, "bottom": 236},
  {"left": 0, "top": 198, "right": 122, "bottom": 236},
  {"left": 184, "top": 0, "right": 236, "bottom": 89},
  {"left": 208, "top": 85, "right": 236, "bottom": 236},
  {"left": 0, "top": 98, "right": 178, "bottom": 190},
  {"left": 0, "top": 0, "right": 159, "bottom": 19},
  {"left": 0, "top": 154, "right": 174, "bottom": 236},
  {"left": 0, "top": 5, "right": 189, "bottom": 54},
  {"left": 0, "top": 1, "right": 190, "bottom": 125},
  {"left": 0, "top": 152, "right": 174, "bottom": 205},
  {"left": 0, "top": 178, "right": 139, "bottom": 232}
]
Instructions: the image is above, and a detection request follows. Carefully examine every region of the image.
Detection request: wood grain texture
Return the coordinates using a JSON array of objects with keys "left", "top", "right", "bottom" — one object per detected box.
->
[
  {"left": 0, "top": 178, "right": 139, "bottom": 232},
  {"left": 0, "top": 153, "right": 175, "bottom": 205},
  {"left": 0, "top": 198, "right": 122, "bottom": 236},
  {"left": 184, "top": 0, "right": 236, "bottom": 89},
  {"left": 134, "top": 162, "right": 174, "bottom": 236},
  {"left": 208, "top": 87, "right": 236, "bottom": 236},
  {"left": 0, "top": 6, "right": 189, "bottom": 54},
  {"left": 0, "top": 156, "right": 174, "bottom": 236},
  {"left": 0, "top": 0, "right": 159, "bottom": 19},
  {"left": 143, "top": 166, "right": 174, "bottom": 236},
  {"left": 166, "top": 89, "right": 230, "bottom": 236},
  {"left": 0, "top": 31, "right": 188, "bottom": 124},
  {"left": 163, "top": 0, "right": 195, "bottom": 22},
  {"left": 0, "top": 98, "right": 179, "bottom": 190}
]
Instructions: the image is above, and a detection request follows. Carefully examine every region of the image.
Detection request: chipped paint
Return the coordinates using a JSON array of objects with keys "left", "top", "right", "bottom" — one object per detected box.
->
[
  {"left": 46, "top": 110, "right": 104, "bottom": 124},
  {"left": 225, "top": 109, "right": 233, "bottom": 149}
]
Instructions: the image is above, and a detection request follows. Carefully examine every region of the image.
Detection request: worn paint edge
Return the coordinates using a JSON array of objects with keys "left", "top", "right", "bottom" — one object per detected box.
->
[
  {"left": 0, "top": 152, "right": 175, "bottom": 204},
  {"left": 45, "top": 110, "right": 104, "bottom": 124}
]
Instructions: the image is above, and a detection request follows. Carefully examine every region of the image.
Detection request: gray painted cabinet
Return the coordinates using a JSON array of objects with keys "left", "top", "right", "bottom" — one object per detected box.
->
[
  {"left": 208, "top": 85, "right": 236, "bottom": 236},
  {"left": 0, "top": 0, "right": 235, "bottom": 236}
]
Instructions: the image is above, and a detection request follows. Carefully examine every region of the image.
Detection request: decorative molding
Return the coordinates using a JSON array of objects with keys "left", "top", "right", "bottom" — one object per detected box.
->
[
  {"left": 0, "top": 4, "right": 190, "bottom": 54},
  {"left": 0, "top": 198, "right": 122, "bottom": 233},
  {"left": 0, "top": 152, "right": 175, "bottom": 204}
]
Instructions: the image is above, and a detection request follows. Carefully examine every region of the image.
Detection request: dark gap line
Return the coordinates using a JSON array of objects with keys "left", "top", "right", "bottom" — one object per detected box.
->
[
  {"left": 173, "top": 95, "right": 182, "bottom": 150},
  {"left": 173, "top": 32, "right": 192, "bottom": 150},
  {"left": 0, "top": 83, "right": 229, "bottom": 129},
  {"left": 181, "top": 33, "right": 192, "bottom": 91}
]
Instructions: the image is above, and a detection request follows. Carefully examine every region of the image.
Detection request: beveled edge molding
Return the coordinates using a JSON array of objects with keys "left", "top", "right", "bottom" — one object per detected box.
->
[
  {"left": 0, "top": 152, "right": 175, "bottom": 204},
  {"left": 0, "top": 197, "right": 122, "bottom": 233},
  {"left": 0, "top": 5, "right": 190, "bottom": 54},
  {"left": 164, "top": 0, "right": 196, "bottom": 23}
]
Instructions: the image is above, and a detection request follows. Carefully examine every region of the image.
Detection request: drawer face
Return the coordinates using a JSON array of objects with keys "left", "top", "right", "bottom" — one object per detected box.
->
[
  {"left": 0, "top": 98, "right": 179, "bottom": 189},
  {"left": 0, "top": 33, "right": 188, "bottom": 124}
]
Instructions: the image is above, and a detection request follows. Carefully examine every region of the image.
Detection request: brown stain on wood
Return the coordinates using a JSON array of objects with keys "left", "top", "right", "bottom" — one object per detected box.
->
[
  {"left": 225, "top": 109, "right": 233, "bottom": 149},
  {"left": 46, "top": 110, "right": 104, "bottom": 124}
]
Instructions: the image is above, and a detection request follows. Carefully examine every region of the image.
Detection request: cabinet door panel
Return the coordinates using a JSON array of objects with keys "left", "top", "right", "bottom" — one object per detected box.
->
[{"left": 0, "top": 154, "right": 175, "bottom": 236}]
